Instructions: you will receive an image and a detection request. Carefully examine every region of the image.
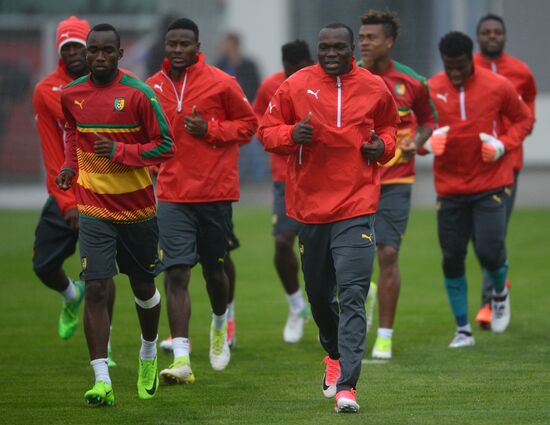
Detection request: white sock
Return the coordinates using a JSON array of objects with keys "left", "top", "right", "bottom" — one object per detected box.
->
[
  {"left": 140, "top": 335, "right": 158, "bottom": 360},
  {"left": 287, "top": 289, "right": 306, "bottom": 314},
  {"left": 494, "top": 287, "right": 509, "bottom": 298},
  {"left": 90, "top": 358, "right": 111, "bottom": 385},
  {"left": 172, "top": 337, "right": 190, "bottom": 359},
  {"left": 457, "top": 323, "right": 472, "bottom": 334},
  {"left": 378, "top": 328, "right": 394, "bottom": 339},
  {"left": 213, "top": 310, "right": 228, "bottom": 331},
  {"left": 227, "top": 301, "right": 235, "bottom": 320},
  {"left": 61, "top": 278, "right": 78, "bottom": 303}
]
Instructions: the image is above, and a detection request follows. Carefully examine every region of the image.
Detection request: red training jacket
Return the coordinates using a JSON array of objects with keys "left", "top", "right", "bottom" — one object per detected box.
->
[
  {"left": 61, "top": 70, "right": 175, "bottom": 223},
  {"left": 253, "top": 71, "right": 287, "bottom": 182},
  {"left": 147, "top": 53, "right": 258, "bottom": 203},
  {"left": 33, "top": 60, "right": 78, "bottom": 214},
  {"left": 473, "top": 52, "right": 537, "bottom": 171},
  {"left": 259, "top": 61, "right": 398, "bottom": 224},
  {"left": 428, "top": 66, "right": 533, "bottom": 197}
]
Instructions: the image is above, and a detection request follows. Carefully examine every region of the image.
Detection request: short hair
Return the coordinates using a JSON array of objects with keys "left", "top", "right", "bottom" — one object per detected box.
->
[
  {"left": 166, "top": 18, "right": 199, "bottom": 41},
  {"left": 476, "top": 14, "right": 506, "bottom": 35},
  {"left": 321, "top": 23, "right": 354, "bottom": 45},
  {"left": 282, "top": 40, "right": 312, "bottom": 65},
  {"left": 359, "top": 9, "right": 401, "bottom": 40},
  {"left": 88, "top": 23, "right": 120, "bottom": 47},
  {"left": 438, "top": 31, "right": 473, "bottom": 59}
]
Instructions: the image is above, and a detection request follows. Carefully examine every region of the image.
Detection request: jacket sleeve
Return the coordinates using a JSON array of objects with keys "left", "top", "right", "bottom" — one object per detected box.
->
[
  {"left": 413, "top": 78, "right": 437, "bottom": 129},
  {"left": 111, "top": 91, "right": 175, "bottom": 166},
  {"left": 34, "top": 87, "right": 77, "bottom": 213},
  {"left": 203, "top": 79, "right": 258, "bottom": 145},
  {"left": 60, "top": 95, "right": 79, "bottom": 175},
  {"left": 257, "top": 82, "right": 299, "bottom": 155},
  {"left": 373, "top": 86, "right": 399, "bottom": 164},
  {"left": 499, "top": 81, "right": 534, "bottom": 152},
  {"left": 522, "top": 71, "right": 537, "bottom": 123},
  {"left": 252, "top": 80, "right": 271, "bottom": 121}
]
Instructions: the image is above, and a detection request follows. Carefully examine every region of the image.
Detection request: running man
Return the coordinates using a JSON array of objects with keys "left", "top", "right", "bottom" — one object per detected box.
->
[
  {"left": 357, "top": 10, "right": 437, "bottom": 359},
  {"left": 473, "top": 14, "right": 537, "bottom": 328},
  {"left": 33, "top": 16, "right": 118, "bottom": 365},
  {"left": 428, "top": 32, "right": 533, "bottom": 348},
  {"left": 57, "top": 23, "right": 175, "bottom": 406},
  {"left": 259, "top": 23, "right": 398, "bottom": 413},
  {"left": 253, "top": 40, "right": 313, "bottom": 343},
  {"left": 146, "top": 18, "right": 256, "bottom": 384}
]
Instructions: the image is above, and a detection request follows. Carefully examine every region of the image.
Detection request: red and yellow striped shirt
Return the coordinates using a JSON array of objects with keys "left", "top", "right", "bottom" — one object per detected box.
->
[{"left": 61, "top": 70, "right": 175, "bottom": 223}]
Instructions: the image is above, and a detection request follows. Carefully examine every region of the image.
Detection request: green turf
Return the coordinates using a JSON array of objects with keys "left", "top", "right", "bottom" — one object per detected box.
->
[{"left": 1, "top": 207, "right": 549, "bottom": 424}]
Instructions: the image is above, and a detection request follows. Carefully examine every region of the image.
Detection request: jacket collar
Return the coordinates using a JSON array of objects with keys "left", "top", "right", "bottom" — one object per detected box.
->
[
  {"left": 161, "top": 52, "right": 205, "bottom": 80},
  {"left": 317, "top": 57, "right": 359, "bottom": 82}
]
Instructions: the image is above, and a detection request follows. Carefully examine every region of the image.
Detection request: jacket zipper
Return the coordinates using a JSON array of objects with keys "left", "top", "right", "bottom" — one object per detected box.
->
[
  {"left": 336, "top": 76, "right": 342, "bottom": 127},
  {"left": 459, "top": 87, "right": 466, "bottom": 120},
  {"left": 162, "top": 70, "right": 188, "bottom": 112}
]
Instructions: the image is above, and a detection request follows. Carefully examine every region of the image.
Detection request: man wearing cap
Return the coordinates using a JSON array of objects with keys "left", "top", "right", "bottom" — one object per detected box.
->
[{"left": 32, "top": 17, "right": 117, "bottom": 361}]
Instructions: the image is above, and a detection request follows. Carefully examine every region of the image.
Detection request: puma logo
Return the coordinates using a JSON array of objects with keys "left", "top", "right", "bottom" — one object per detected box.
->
[
  {"left": 269, "top": 101, "right": 276, "bottom": 113},
  {"left": 492, "top": 194, "right": 502, "bottom": 204},
  {"left": 153, "top": 83, "right": 163, "bottom": 93},
  {"left": 74, "top": 99, "right": 85, "bottom": 110},
  {"left": 436, "top": 93, "right": 448, "bottom": 103},
  {"left": 361, "top": 233, "right": 373, "bottom": 242},
  {"left": 307, "top": 89, "right": 320, "bottom": 99},
  {"left": 60, "top": 32, "right": 70, "bottom": 39}
]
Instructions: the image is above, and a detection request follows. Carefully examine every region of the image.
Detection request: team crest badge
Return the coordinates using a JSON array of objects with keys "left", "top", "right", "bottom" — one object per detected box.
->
[
  {"left": 114, "top": 97, "right": 125, "bottom": 111},
  {"left": 395, "top": 83, "right": 406, "bottom": 96}
]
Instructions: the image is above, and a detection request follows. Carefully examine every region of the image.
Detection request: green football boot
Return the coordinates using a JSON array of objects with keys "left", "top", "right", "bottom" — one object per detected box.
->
[
  {"left": 84, "top": 381, "right": 115, "bottom": 407},
  {"left": 107, "top": 347, "right": 117, "bottom": 367},
  {"left": 58, "top": 280, "right": 85, "bottom": 340},
  {"left": 137, "top": 357, "right": 159, "bottom": 399}
]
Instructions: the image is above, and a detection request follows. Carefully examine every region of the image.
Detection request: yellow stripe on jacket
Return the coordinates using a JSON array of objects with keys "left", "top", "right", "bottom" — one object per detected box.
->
[{"left": 77, "top": 167, "right": 152, "bottom": 195}]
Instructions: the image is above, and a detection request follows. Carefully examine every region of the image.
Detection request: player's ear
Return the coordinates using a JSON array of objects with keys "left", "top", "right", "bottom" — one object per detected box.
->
[{"left": 118, "top": 48, "right": 124, "bottom": 60}]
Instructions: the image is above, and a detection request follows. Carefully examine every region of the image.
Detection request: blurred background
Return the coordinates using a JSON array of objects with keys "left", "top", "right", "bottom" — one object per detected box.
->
[{"left": 0, "top": 0, "right": 548, "bottom": 208}]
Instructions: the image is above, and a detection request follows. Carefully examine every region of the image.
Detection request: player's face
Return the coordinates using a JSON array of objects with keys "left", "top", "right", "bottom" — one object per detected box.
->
[
  {"left": 60, "top": 42, "right": 88, "bottom": 78},
  {"left": 165, "top": 29, "right": 200, "bottom": 71},
  {"left": 358, "top": 24, "right": 393, "bottom": 65},
  {"left": 283, "top": 58, "right": 313, "bottom": 78},
  {"left": 86, "top": 31, "right": 122, "bottom": 83},
  {"left": 442, "top": 54, "right": 473, "bottom": 88},
  {"left": 477, "top": 19, "right": 506, "bottom": 58},
  {"left": 318, "top": 27, "right": 354, "bottom": 76}
]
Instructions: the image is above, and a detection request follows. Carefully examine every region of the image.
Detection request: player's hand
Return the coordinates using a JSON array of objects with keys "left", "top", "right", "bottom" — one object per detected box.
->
[
  {"left": 480, "top": 132, "right": 506, "bottom": 162},
  {"left": 64, "top": 207, "right": 79, "bottom": 232},
  {"left": 400, "top": 138, "right": 417, "bottom": 161},
  {"left": 423, "top": 125, "right": 449, "bottom": 156},
  {"left": 56, "top": 169, "right": 75, "bottom": 191},
  {"left": 93, "top": 133, "right": 116, "bottom": 158},
  {"left": 361, "top": 131, "right": 385, "bottom": 161},
  {"left": 291, "top": 112, "right": 313, "bottom": 145},
  {"left": 184, "top": 105, "right": 208, "bottom": 137}
]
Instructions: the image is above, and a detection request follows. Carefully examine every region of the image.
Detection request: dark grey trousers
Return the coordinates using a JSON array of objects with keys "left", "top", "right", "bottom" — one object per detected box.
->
[
  {"left": 299, "top": 214, "right": 375, "bottom": 391},
  {"left": 480, "top": 172, "right": 518, "bottom": 305}
]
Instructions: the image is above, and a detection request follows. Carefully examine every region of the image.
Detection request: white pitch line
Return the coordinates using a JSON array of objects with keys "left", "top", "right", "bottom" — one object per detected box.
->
[{"left": 361, "top": 359, "right": 389, "bottom": 365}]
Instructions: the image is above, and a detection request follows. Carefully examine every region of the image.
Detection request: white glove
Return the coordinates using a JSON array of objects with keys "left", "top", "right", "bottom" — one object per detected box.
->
[{"left": 479, "top": 132, "right": 505, "bottom": 162}]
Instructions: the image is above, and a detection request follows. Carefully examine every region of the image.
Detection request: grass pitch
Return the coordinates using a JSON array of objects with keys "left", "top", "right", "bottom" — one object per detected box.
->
[{"left": 1, "top": 207, "right": 549, "bottom": 424}]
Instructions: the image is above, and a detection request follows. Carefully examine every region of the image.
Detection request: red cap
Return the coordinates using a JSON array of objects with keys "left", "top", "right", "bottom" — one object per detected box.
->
[{"left": 56, "top": 16, "right": 90, "bottom": 53}]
